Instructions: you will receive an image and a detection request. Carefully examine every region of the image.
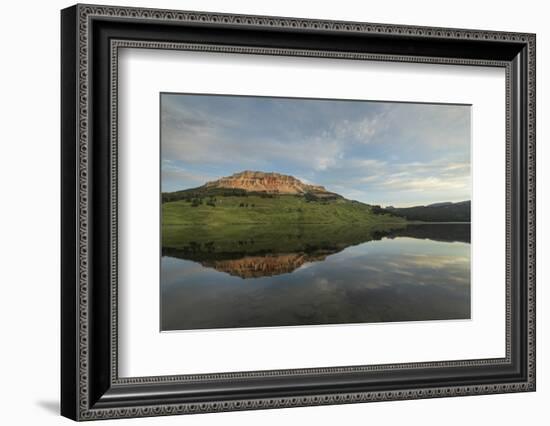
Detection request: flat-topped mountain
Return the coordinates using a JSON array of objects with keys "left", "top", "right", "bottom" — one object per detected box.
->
[
  {"left": 204, "top": 170, "right": 333, "bottom": 196},
  {"left": 162, "top": 170, "right": 469, "bottom": 225},
  {"left": 161, "top": 171, "right": 470, "bottom": 278},
  {"left": 162, "top": 170, "right": 343, "bottom": 204}
]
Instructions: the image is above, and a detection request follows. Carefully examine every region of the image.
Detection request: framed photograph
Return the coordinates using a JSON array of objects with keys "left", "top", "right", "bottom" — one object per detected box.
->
[{"left": 61, "top": 4, "right": 536, "bottom": 421}]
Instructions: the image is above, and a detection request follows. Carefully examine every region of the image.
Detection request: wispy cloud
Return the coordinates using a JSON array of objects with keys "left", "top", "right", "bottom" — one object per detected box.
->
[
  {"left": 161, "top": 94, "right": 471, "bottom": 206},
  {"left": 161, "top": 161, "right": 215, "bottom": 191}
]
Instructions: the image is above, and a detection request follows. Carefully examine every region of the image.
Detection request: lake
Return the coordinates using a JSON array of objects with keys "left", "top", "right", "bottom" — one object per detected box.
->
[{"left": 161, "top": 223, "right": 470, "bottom": 331}]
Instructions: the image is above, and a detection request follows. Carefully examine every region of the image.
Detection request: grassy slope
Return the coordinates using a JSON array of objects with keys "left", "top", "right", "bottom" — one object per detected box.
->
[
  {"left": 162, "top": 194, "right": 406, "bottom": 258},
  {"left": 162, "top": 194, "right": 404, "bottom": 227}
]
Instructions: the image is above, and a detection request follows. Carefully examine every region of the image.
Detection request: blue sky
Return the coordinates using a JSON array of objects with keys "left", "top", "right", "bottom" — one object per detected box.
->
[{"left": 161, "top": 93, "right": 470, "bottom": 207}]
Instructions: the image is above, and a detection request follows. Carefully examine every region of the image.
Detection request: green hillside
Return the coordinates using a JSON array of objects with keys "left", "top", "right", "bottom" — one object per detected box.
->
[
  {"left": 162, "top": 192, "right": 405, "bottom": 227},
  {"left": 162, "top": 183, "right": 406, "bottom": 263}
]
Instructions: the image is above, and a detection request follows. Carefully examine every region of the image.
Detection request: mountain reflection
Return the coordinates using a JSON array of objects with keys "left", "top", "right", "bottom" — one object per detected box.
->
[
  {"left": 161, "top": 226, "right": 471, "bottom": 330},
  {"left": 200, "top": 253, "right": 329, "bottom": 279},
  {"left": 162, "top": 223, "right": 470, "bottom": 279}
]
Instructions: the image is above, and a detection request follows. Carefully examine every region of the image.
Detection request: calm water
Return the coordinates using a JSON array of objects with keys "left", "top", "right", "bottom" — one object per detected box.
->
[{"left": 161, "top": 224, "right": 470, "bottom": 331}]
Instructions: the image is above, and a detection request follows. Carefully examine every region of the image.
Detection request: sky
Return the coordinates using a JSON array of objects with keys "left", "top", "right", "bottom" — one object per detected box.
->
[{"left": 161, "top": 93, "right": 471, "bottom": 207}]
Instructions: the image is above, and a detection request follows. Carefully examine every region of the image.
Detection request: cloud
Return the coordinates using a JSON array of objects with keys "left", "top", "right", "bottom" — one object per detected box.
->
[
  {"left": 161, "top": 96, "right": 348, "bottom": 173},
  {"left": 161, "top": 99, "right": 241, "bottom": 165},
  {"left": 161, "top": 162, "right": 216, "bottom": 191},
  {"left": 330, "top": 115, "right": 381, "bottom": 143},
  {"left": 380, "top": 160, "right": 471, "bottom": 193},
  {"left": 160, "top": 94, "right": 471, "bottom": 206}
]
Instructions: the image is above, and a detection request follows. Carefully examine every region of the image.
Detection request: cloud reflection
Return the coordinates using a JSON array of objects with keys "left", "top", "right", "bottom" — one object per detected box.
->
[{"left": 161, "top": 234, "right": 470, "bottom": 331}]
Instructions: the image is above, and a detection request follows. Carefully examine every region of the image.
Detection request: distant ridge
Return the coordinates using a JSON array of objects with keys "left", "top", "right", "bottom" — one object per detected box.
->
[{"left": 387, "top": 201, "right": 471, "bottom": 222}]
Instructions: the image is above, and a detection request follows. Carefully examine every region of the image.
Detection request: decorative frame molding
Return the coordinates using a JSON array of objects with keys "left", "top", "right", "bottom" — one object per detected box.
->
[{"left": 61, "top": 4, "right": 535, "bottom": 421}]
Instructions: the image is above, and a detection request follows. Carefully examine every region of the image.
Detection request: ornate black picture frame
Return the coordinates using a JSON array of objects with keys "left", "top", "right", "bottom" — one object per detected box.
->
[{"left": 61, "top": 4, "right": 536, "bottom": 421}]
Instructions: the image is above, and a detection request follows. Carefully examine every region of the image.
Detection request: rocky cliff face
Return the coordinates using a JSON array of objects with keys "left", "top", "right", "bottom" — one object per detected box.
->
[{"left": 204, "top": 170, "right": 331, "bottom": 195}]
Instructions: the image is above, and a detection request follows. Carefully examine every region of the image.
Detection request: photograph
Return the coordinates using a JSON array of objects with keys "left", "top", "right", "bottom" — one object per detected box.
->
[
  {"left": 160, "top": 93, "right": 472, "bottom": 331},
  {"left": 57, "top": 3, "right": 536, "bottom": 420}
]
